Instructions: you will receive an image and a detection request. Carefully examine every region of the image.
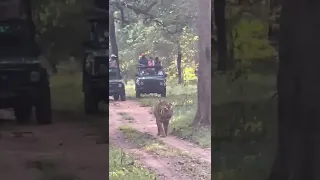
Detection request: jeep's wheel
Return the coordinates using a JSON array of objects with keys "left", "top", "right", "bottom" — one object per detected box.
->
[
  {"left": 113, "top": 94, "right": 120, "bottom": 101},
  {"left": 84, "top": 92, "right": 98, "bottom": 114},
  {"left": 35, "top": 86, "right": 52, "bottom": 125},
  {"left": 136, "top": 90, "right": 141, "bottom": 98},
  {"left": 14, "top": 105, "right": 32, "bottom": 124},
  {"left": 120, "top": 92, "right": 126, "bottom": 101}
]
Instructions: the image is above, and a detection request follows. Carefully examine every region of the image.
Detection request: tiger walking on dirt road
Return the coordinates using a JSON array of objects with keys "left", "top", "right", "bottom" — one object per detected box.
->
[{"left": 153, "top": 99, "right": 173, "bottom": 137}]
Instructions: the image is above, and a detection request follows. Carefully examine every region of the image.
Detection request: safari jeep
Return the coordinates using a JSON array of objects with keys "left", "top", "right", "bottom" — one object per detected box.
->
[
  {"left": 135, "top": 66, "right": 167, "bottom": 98},
  {"left": 109, "top": 67, "right": 126, "bottom": 101},
  {"left": 0, "top": 0, "right": 52, "bottom": 124},
  {"left": 82, "top": 50, "right": 110, "bottom": 114}
]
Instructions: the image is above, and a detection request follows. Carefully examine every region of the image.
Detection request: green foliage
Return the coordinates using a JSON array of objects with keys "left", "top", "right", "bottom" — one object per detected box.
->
[
  {"left": 111, "top": 0, "right": 198, "bottom": 82},
  {"left": 109, "top": 147, "right": 156, "bottom": 180},
  {"left": 117, "top": 22, "right": 199, "bottom": 83},
  {"left": 212, "top": 73, "right": 277, "bottom": 180},
  {"left": 233, "top": 18, "right": 275, "bottom": 62},
  {"left": 32, "top": 0, "right": 92, "bottom": 63}
]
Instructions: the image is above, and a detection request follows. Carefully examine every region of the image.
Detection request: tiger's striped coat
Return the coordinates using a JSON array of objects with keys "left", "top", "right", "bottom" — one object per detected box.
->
[{"left": 153, "top": 100, "right": 173, "bottom": 137}]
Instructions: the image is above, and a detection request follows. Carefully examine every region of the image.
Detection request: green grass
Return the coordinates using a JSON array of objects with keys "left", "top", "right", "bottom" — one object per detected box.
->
[
  {"left": 118, "top": 125, "right": 189, "bottom": 157},
  {"left": 212, "top": 73, "right": 277, "bottom": 180},
  {"left": 125, "top": 81, "right": 211, "bottom": 148},
  {"left": 118, "top": 112, "right": 135, "bottom": 121},
  {"left": 109, "top": 146, "right": 156, "bottom": 180},
  {"left": 50, "top": 73, "right": 84, "bottom": 114},
  {"left": 50, "top": 72, "right": 108, "bottom": 142}
]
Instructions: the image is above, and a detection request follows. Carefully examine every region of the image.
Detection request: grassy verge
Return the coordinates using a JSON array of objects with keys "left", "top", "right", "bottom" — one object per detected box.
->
[
  {"left": 50, "top": 72, "right": 108, "bottom": 142},
  {"left": 118, "top": 125, "right": 189, "bottom": 157},
  {"left": 109, "top": 146, "right": 156, "bottom": 180},
  {"left": 212, "top": 73, "right": 277, "bottom": 180},
  {"left": 125, "top": 81, "right": 211, "bottom": 148}
]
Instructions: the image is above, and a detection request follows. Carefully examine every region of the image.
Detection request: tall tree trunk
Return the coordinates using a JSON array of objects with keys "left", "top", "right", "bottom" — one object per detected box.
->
[
  {"left": 193, "top": 0, "right": 211, "bottom": 127},
  {"left": 214, "top": 0, "right": 228, "bottom": 71},
  {"left": 109, "top": 12, "right": 119, "bottom": 67},
  {"left": 176, "top": 41, "right": 183, "bottom": 84},
  {"left": 268, "top": 1, "right": 320, "bottom": 180}
]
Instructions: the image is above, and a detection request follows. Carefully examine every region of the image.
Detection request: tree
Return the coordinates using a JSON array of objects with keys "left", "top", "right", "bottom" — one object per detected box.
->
[
  {"left": 192, "top": 0, "right": 211, "bottom": 127},
  {"left": 214, "top": 0, "right": 228, "bottom": 71},
  {"left": 268, "top": 1, "right": 320, "bottom": 179}
]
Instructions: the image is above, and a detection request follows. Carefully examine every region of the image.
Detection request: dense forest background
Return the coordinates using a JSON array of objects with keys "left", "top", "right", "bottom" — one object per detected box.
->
[{"left": 28, "top": 0, "right": 282, "bottom": 179}]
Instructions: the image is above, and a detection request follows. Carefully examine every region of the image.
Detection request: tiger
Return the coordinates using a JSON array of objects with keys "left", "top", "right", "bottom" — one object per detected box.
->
[{"left": 153, "top": 99, "right": 173, "bottom": 137}]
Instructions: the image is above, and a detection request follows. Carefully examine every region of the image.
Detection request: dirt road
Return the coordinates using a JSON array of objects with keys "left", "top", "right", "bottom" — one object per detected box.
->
[
  {"left": 0, "top": 110, "right": 108, "bottom": 180},
  {"left": 109, "top": 100, "right": 211, "bottom": 180}
]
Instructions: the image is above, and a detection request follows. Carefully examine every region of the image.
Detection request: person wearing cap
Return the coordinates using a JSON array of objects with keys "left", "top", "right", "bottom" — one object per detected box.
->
[
  {"left": 109, "top": 54, "right": 118, "bottom": 68},
  {"left": 138, "top": 53, "right": 148, "bottom": 66}
]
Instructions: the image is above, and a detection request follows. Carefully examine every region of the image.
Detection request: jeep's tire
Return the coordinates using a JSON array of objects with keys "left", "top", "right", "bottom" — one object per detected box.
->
[
  {"left": 84, "top": 92, "right": 98, "bottom": 114},
  {"left": 136, "top": 90, "right": 141, "bottom": 98},
  {"left": 14, "top": 105, "right": 32, "bottom": 124},
  {"left": 161, "top": 90, "right": 166, "bottom": 97},
  {"left": 35, "top": 85, "right": 52, "bottom": 125},
  {"left": 120, "top": 91, "right": 126, "bottom": 101},
  {"left": 113, "top": 94, "right": 120, "bottom": 101}
]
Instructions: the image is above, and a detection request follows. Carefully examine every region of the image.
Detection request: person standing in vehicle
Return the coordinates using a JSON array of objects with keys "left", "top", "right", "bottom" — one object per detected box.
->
[
  {"left": 148, "top": 57, "right": 154, "bottom": 67},
  {"left": 138, "top": 53, "right": 148, "bottom": 66},
  {"left": 109, "top": 54, "right": 118, "bottom": 68},
  {"left": 154, "top": 57, "right": 161, "bottom": 73}
]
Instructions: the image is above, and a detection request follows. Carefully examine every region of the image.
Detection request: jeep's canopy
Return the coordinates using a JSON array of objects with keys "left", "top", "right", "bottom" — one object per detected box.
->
[{"left": 0, "top": 0, "right": 39, "bottom": 58}]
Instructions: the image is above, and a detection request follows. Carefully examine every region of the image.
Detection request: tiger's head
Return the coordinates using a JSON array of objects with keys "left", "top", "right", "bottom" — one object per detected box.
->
[{"left": 159, "top": 100, "right": 173, "bottom": 119}]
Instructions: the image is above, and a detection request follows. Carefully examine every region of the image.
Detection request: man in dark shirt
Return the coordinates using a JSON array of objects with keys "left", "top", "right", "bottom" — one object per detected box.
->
[
  {"left": 154, "top": 57, "right": 161, "bottom": 73},
  {"left": 138, "top": 53, "right": 148, "bottom": 66}
]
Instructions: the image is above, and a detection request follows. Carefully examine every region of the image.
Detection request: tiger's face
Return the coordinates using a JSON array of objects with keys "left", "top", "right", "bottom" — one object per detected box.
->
[{"left": 160, "top": 102, "right": 173, "bottom": 119}]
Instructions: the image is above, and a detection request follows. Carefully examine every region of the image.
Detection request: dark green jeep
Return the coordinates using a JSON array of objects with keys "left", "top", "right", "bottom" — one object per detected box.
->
[
  {"left": 82, "top": 50, "right": 110, "bottom": 114},
  {"left": 135, "top": 66, "right": 167, "bottom": 98},
  {"left": 109, "top": 67, "right": 126, "bottom": 101},
  {"left": 0, "top": 0, "right": 52, "bottom": 124}
]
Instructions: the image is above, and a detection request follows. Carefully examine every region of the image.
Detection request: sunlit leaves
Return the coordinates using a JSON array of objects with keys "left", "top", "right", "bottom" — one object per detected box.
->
[{"left": 233, "top": 18, "right": 275, "bottom": 62}]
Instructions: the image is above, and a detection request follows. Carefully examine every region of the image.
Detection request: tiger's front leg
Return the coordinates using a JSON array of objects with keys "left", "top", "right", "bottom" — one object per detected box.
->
[
  {"left": 156, "top": 119, "right": 166, "bottom": 137},
  {"left": 163, "top": 120, "right": 169, "bottom": 137},
  {"left": 156, "top": 118, "right": 162, "bottom": 136}
]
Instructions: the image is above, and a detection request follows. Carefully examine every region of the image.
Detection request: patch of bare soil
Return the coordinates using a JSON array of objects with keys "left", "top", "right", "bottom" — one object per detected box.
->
[
  {"left": 109, "top": 100, "right": 211, "bottom": 180},
  {"left": 0, "top": 110, "right": 108, "bottom": 180}
]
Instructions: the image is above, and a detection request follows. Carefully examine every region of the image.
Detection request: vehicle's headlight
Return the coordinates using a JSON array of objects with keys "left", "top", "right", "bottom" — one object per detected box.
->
[
  {"left": 30, "top": 71, "right": 40, "bottom": 82},
  {"left": 118, "top": 83, "right": 122, "bottom": 87},
  {"left": 140, "top": 81, "right": 144, "bottom": 85},
  {"left": 160, "top": 82, "right": 164, "bottom": 86}
]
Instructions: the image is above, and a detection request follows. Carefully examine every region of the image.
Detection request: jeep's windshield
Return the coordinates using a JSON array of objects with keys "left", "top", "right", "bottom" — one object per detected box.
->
[
  {"left": 0, "top": 0, "right": 38, "bottom": 58},
  {"left": 109, "top": 68, "right": 121, "bottom": 80}
]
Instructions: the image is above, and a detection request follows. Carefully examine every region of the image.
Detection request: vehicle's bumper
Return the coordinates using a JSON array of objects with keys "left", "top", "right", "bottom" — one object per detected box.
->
[
  {"left": 136, "top": 86, "right": 165, "bottom": 94},
  {"left": 0, "top": 86, "right": 40, "bottom": 109}
]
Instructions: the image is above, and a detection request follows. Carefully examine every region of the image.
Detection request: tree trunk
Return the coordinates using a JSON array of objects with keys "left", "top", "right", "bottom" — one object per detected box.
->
[
  {"left": 176, "top": 41, "right": 183, "bottom": 84},
  {"left": 268, "top": 1, "right": 320, "bottom": 180},
  {"left": 214, "top": 0, "right": 228, "bottom": 71},
  {"left": 192, "top": 0, "right": 211, "bottom": 127},
  {"left": 109, "top": 11, "right": 119, "bottom": 67}
]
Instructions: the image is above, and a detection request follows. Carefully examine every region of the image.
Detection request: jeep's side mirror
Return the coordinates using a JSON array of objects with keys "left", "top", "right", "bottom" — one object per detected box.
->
[
  {"left": 136, "top": 73, "right": 139, "bottom": 77},
  {"left": 165, "top": 74, "right": 167, "bottom": 77}
]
